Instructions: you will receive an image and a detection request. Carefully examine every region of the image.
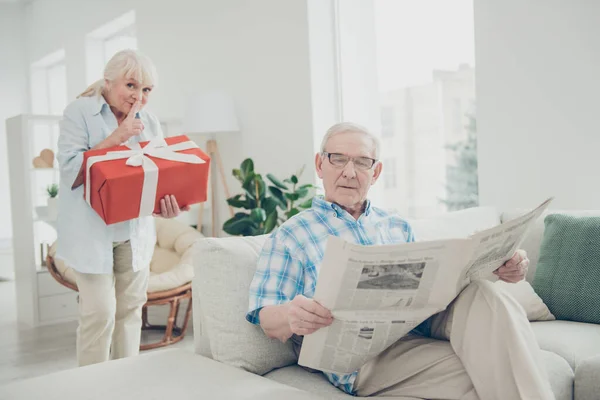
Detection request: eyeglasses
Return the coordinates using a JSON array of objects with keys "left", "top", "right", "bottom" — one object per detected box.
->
[{"left": 322, "top": 152, "right": 377, "bottom": 170}]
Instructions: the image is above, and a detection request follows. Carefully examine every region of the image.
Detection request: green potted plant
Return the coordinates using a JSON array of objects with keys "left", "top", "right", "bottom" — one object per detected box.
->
[
  {"left": 222, "top": 158, "right": 318, "bottom": 236},
  {"left": 46, "top": 183, "right": 59, "bottom": 221}
]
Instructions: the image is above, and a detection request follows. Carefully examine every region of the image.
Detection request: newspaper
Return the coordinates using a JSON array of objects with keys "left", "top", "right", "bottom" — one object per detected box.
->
[{"left": 298, "top": 198, "right": 553, "bottom": 374}]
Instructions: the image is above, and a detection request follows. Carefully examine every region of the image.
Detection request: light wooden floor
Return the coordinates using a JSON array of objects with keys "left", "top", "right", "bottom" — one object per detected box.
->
[{"left": 0, "top": 249, "right": 194, "bottom": 386}]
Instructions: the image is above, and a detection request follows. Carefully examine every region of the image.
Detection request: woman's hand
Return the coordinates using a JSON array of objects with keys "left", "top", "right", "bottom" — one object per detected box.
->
[
  {"left": 110, "top": 100, "right": 144, "bottom": 145},
  {"left": 70, "top": 100, "right": 145, "bottom": 190},
  {"left": 153, "top": 195, "right": 191, "bottom": 219}
]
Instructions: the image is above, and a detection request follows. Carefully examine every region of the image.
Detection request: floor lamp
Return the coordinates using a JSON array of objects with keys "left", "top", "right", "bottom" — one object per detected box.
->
[{"left": 183, "top": 90, "right": 239, "bottom": 236}]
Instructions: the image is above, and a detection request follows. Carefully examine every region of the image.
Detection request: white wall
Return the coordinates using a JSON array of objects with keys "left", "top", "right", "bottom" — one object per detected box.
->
[
  {"left": 21, "top": 0, "right": 326, "bottom": 234},
  {"left": 0, "top": 4, "right": 28, "bottom": 244},
  {"left": 475, "top": 0, "right": 600, "bottom": 210}
]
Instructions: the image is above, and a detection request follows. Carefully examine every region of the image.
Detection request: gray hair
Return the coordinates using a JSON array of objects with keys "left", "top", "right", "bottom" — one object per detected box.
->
[
  {"left": 320, "top": 122, "right": 380, "bottom": 159},
  {"left": 78, "top": 49, "right": 158, "bottom": 98}
]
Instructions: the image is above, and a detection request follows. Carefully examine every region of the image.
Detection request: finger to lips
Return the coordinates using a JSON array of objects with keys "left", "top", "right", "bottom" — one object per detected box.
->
[{"left": 128, "top": 100, "right": 141, "bottom": 119}]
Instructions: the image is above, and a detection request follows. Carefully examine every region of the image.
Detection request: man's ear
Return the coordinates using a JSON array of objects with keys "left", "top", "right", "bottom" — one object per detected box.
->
[
  {"left": 370, "top": 161, "right": 383, "bottom": 185},
  {"left": 315, "top": 152, "right": 324, "bottom": 179}
]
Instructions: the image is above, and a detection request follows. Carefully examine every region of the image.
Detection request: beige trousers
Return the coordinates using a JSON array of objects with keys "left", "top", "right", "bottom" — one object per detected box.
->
[
  {"left": 353, "top": 280, "right": 554, "bottom": 400},
  {"left": 73, "top": 241, "right": 149, "bottom": 367}
]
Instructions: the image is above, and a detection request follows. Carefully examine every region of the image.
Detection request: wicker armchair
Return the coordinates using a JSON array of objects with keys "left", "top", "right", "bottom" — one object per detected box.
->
[{"left": 46, "top": 217, "right": 203, "bottom": 350}]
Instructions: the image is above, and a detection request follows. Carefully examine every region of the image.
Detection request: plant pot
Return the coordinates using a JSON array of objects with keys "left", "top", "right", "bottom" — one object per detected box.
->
[{"left": 47, "top": 197, "right": 58, "bottom": 221}]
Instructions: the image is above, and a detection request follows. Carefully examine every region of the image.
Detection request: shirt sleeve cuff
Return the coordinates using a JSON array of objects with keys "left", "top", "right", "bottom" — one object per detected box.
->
[
  {"left": 246, "top": 298, "right": 290, "bottom": 325},
  {"left": 246, "top": 308, "right": 263, "bottom": 325}
]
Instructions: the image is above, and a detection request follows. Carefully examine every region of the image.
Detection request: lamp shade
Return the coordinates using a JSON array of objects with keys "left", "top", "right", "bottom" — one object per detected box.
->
[{"left": 183, "top": 90, "right": 240, "bottom": 135}]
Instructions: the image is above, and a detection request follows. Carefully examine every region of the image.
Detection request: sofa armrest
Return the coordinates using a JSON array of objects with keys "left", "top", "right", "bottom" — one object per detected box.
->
[
  {"left": 191, "top": 242, "right": 213, "bottom": 358},
  {"left": 575, "top": 355, "right": 600, "bottom": 399}
]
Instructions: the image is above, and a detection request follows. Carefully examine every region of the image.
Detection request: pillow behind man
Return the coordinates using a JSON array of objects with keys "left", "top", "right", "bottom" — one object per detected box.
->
[{"left": 532, "top": 214, "right": 600, "bottom": 324}]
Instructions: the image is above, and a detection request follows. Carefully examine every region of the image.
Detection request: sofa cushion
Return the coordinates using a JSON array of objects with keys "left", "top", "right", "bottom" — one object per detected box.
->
[
  {"left": 531, "top": 320, "right": 600, "bottom": 370},
  {"left": 192, "top": 235, "right": 298, "bottom": 375},
  {"left": 263, "top": 351, "right": 573, "bottom": 400},
  {"left": 494, "top": 280, "right": 555, "bottom": 321},
  {"left": 265, "top": 366, "right": 418, "bottom": 400},
  {"left": 532, "top": 214, "right": 600, "bottom": 324},
  {"left": 575, "top": 355, "right": 600, "bottom": 400},
  {"left": 500, "top": 209, "right": 600, "bottom": 282},
  {"left": 265, "top": 366, "right": 355, "bottom": 399},
  {"left": 0, "top": 349, "right": 323, "bottom": 400},
  {"left": 539, "top": 350, "right": 574, "bottom": 400}
]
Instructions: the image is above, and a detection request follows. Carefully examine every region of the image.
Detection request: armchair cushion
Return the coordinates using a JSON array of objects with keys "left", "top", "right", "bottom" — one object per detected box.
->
[{"left": 48, "top": 217, "right": 203, "bottom": 293}]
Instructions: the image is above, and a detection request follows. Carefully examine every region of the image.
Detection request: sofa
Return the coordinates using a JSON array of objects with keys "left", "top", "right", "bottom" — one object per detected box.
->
[
  {"left": 2, "top": 206, "right": 599, "bottom": 400},
  {"left": 191, "top": 206, "right": 600, "bottom": 400}
]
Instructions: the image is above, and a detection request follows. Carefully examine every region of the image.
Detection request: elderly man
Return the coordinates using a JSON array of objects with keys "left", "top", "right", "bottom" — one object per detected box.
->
[{"left": 246, "top": 122, "right": 554, "bottom": 399}]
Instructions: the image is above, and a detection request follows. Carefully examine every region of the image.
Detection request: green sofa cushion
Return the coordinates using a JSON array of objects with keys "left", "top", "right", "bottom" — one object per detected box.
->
[{"left": 532, "top": 214, "right": 600, "bottom": 324}]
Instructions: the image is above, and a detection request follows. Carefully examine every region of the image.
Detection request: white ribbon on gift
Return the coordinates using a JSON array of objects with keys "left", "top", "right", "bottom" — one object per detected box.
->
[{"left": 85, "top": 137, "right": 205, "bottom": 219}]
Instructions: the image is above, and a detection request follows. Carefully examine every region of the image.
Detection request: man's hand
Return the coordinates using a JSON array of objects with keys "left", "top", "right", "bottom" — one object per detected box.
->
[
  {"left": 287, "top": 295, "right": 334, "bottom": 336},
  {"left": 494, "top": 249, "right": 530, "bottom": 283}
]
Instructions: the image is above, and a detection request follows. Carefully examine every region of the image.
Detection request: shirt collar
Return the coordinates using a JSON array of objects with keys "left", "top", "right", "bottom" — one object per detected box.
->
[
  {"left": 92, "top": 95, "right": 108, "bottom": 116},
  {"left": 312, "top": 195, "right": 372, "bottom": 218}
]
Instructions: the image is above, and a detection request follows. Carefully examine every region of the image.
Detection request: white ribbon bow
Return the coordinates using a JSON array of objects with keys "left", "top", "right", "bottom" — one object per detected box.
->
[{"left": 85, "top": 138, "right": 205, "bottom": 221}]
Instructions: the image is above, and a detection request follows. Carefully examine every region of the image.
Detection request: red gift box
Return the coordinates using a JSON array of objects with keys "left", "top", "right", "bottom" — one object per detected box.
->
[{"left": 83, "top": 135, "right": 210, "bottom": 225}]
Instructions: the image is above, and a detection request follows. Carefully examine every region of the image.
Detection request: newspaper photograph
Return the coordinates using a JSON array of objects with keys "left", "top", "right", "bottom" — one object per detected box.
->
[{"left": 298, "top": 198, "right": 553, "bottom": 374}]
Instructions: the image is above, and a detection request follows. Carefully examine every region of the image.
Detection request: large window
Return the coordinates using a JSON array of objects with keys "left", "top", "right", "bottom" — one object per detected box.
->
[
  {"left": 86, "top": 10, "right": 137, "bottom": 84},
  {"left": 383, "top": 158, "right": 397, "bottom": 189},
  {"left": 337, "top": 0, "right": 477, "bottom": 217},
  {"left": 30, "top": 49, "right": 68, "bottom": 115}
]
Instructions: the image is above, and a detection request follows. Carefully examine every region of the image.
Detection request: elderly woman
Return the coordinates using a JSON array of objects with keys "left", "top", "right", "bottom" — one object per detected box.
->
[{"left": 55, "top": 49, "right": 187, "bottom": 366}]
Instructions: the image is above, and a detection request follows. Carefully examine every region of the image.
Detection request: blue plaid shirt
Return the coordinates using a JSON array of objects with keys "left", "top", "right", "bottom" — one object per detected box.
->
[{"left": 246, "top": 196, "right": 415, "bottom": 395}]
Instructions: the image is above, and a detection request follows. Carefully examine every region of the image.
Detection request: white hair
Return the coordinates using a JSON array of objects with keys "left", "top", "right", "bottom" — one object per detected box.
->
[
  {"left": 78, "top": 49, "right": 158, "bottom": 98},
  {"left": 320, "top": 122, "right": 380, "bottom": 159}
]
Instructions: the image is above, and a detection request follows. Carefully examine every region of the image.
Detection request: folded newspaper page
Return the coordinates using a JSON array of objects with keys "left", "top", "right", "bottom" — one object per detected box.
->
[{"left": 298, "top": 198, "right": 553, "bottom": 374}]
